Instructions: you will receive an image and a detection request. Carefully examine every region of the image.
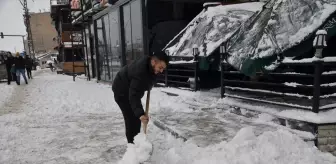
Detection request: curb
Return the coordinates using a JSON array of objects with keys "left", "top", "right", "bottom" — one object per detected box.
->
[{"left": 152, "top": 117, "right": 188, "bottom": 142}]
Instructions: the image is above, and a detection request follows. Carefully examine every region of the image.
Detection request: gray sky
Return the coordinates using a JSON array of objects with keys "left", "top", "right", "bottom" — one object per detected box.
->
[{"left": 0, "top": 0, "right": 50, "bottom": 52}]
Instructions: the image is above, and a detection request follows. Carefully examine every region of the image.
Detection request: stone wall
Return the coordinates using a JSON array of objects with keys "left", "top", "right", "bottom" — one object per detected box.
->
[{"left": 318, "top": 124, "right": 336, "bottom": 156}]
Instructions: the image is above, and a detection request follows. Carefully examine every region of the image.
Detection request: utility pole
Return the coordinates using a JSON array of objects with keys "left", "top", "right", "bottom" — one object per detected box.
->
[{"left": 18, "top": 0, "right": 35, "bottom": 58}]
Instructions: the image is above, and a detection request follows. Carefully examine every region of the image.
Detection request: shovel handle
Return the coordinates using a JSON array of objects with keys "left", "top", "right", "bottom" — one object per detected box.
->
[{"left": 143, "top": 90, "right": 151, "bottom": 134}]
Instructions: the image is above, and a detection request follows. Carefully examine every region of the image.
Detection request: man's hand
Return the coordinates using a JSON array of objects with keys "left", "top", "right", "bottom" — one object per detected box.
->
[{"left": 140, "top": 115, "right": 149, "bottom": 124}]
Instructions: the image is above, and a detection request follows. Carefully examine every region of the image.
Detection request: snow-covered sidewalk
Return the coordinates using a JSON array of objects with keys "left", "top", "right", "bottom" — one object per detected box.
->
[
  {"left": 149, "top": 88, "right": 317, "bottom": 147},
  {"left": 0, "top": 70, "right": 335, "bottom": 164},
  {"left": 0, "top": 69, "right": 127, "bottom": 163}
]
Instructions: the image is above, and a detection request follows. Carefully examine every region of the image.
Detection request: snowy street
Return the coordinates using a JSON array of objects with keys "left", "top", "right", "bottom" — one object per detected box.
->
[{"left": 0, "top": 70, "right": 336, "bottom": 164}]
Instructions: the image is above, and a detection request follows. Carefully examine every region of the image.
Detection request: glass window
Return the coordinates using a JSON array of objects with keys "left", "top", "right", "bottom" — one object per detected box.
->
[
  {"left": 122, "top": 3, "right": 133, "bottom": 64},
  {"left": 103, "top": 15, "right": 111, "bottom": 80},
  {"left": 108, "top": 9, "right": 122, "bottom": 82},
  {"left": 130, "top": 0, "right": 144, "bottom": 60},
  {"left": 64, "top": 49, "right": 84, "bottom": 61},
  {"left": 85, "top": 26, "right": 92, "bottom": 77},
  {"left": 96, "top": 17, "right": 108, "bottom": 81},
  {"left": 97, "top": 19, "right": 102, "bottom": 28}
]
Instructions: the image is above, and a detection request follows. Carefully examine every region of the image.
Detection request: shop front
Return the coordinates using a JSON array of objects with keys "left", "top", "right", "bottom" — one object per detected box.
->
[{"left": 92, "top": 0, "right": 145, "bottom": 82}]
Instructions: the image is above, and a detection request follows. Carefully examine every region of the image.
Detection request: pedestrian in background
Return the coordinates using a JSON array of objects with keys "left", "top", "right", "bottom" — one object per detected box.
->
[
  {"left": 4, "top": 52, "right": 14, "bottom": 85},
  {"left": 14, "top": 52, "right": 28, "bottom": 85},
  {"left": 25, "top": 55, "right": 33, "bottom": 79}
]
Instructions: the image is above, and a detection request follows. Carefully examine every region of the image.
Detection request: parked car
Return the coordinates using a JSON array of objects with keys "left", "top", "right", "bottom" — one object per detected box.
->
[{"left": 0, "top": 52, "right": 8, "bottom": 81}]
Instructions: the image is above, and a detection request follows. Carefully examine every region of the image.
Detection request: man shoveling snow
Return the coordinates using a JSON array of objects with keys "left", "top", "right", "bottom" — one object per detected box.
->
[{"left": 112, "top": 51, "right": 169, "bottom": 162}]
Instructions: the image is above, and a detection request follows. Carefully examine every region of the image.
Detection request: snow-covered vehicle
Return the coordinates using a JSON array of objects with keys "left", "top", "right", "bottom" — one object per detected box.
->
[{"left": 0, "top": 51, "right": 8, "bottom": 80}]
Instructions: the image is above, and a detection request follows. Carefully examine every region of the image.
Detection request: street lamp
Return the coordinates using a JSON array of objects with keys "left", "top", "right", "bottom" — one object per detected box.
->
[
  {"left": 312, "top": 29, "right": 327, "bottom": 113},
  {"left": 313, "top": 30, "right": 327, "bottom": 58},
  {"left": 220, "top": 42, "right": 227, "bottom": 59},
  {"left": 165, "top": 49, "right": 169, "bottom": 56},
  {"left": 192, "top": 44, "right": 199, "bottom": 58},
  {"left": 219, "top": 42, "right": 227, "bottom": 98}
]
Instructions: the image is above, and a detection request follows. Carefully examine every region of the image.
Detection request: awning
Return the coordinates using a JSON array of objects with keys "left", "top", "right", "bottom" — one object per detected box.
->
[
  {"left": 164, "top": 2, "right": 264, "bottom": 57},
  {"left": 225, "top": 0, "right": 336, "bottom": 76}
]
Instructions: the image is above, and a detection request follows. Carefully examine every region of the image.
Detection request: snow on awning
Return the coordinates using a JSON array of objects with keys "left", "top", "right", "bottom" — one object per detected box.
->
[
  {"left": 164, "top": 2, "right": 264, "bottom": 57},
  {"left": 225, "top": 0, "right": 336, "bottom": 76},
  {"left": 72, "top": 8, "right": 93, "bottom": 23}
]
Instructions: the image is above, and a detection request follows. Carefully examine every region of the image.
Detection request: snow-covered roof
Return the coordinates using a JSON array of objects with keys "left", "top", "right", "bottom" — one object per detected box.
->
[
  {"left": 164, "top": 2, "right": 264, "bottom": 57},
  {"left": 225, "top": 0, "right": 336, "bottom": 73}
]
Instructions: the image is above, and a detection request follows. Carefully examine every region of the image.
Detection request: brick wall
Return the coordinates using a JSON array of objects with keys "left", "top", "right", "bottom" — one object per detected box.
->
[
  {"left": 318, "top": 124, "right": 336, "bottom": 156},
  {"left": 29, "top": 12, "right": 58, "bottom": 53}
]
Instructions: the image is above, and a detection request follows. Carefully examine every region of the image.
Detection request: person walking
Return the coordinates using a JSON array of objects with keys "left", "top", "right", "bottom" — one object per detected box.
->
[
  {"left": 48, "top": 62, "right": 54, "bottom": 72},
  {"left": 4, "top": 52, "right": 14, "bottom": 85},
  {"left": 25, "top": 55, "right": 33, "bottom": 79},
  {"left": 14, "top": 52, "right": 28, "bottom": 85},
  {"left": 112, "top": 51, "right": 169, "bottom": 143}
]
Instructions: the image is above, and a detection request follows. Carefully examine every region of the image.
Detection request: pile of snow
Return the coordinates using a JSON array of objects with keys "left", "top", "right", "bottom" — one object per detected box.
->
[
  {"left": 156, "top": 127, "right": 336, "bottom": 164},
  {"left": 118, "top": 133, "right": 153, "bottom": 164},
  {"left": 164, "top": 2, "right": 264, "bottom": 57}
]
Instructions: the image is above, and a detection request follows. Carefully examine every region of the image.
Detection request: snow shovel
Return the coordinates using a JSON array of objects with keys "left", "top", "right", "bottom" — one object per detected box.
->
[
  {"left": 143, "top": 90, "right": 150, "bottom": 134},
  {"left": 139, "top": 90, "right": 153, "bottom": 164}
]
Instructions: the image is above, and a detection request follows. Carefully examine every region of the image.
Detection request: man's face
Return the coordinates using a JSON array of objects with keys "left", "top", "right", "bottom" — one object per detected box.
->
[{"left": 151, "top": 59, "right": 167, "bottom": 74}]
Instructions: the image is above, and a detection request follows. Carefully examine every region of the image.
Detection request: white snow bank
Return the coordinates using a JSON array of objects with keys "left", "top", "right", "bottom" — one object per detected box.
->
[
  {"left": 169, "top": 60, "right": 196, "bottom": 64},
  {"left": 157, "top": 127, "right": 336, "bottom": 164},
  {"left": 118, "top": 133, "right": 153, "bottom": 164},
  {"left": 217, "top": 97, "right": 336, "bottom": 124},
  {"left": 283, "top": 56, "right": 336, "bottom": 63},
  {"left": 317, "top": 29, "right": 328, "bottom": 35}
]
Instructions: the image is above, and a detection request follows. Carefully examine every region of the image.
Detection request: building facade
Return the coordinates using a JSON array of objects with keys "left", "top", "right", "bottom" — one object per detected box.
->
[
  {"left": 30, "top": 12, "right": 58, "bottom": 54},
  {"left": 50, "top": 0, "right": 244, "bottom": 81}
]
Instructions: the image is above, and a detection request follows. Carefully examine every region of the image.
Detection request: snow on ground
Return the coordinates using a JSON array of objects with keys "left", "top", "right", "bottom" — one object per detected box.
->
[
  {"left": 0, "top": 82, "right": 15, "bottom": 111},
  {"left": 150, "top": 127, "right": 336, "bottom": 164},
  {"left": 158, "top": 87, "right": 336, "bottom": 124},
  {"left": 0, "top": 70, "right": 335, "bottom": 163},
  {"left": 0, "top": 69, "right": 126, "bottom": 164}
]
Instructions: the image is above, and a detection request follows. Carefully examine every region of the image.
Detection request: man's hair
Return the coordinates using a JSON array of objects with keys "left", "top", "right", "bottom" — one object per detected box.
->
[{"left": 152, "top": 51, "right": 169, "bottom": 65}]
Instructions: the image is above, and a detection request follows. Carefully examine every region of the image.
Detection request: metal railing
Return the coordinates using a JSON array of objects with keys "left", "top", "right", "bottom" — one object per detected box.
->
[
  {"left": 157, "top": 58, "right": 199, "bottom": 91},
  {"left": 220, "top": 57, "right": 336, "bottom": 113}
]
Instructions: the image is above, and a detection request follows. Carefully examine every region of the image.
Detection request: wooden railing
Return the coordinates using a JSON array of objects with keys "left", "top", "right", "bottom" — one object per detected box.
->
[
  {"left": 157, "top": 57, "right": 199, "bottom": 91},
  {"left": 220, "top": 57, "right": 336, "bottom": 113}
]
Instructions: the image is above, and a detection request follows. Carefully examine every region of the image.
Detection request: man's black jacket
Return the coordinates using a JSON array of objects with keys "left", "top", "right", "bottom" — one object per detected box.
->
[
  {"left": 112, "top": 56, "right": 156, "bottom": 118},
  {"left": 25, "top": 58, "right": 33, "bottom": 68},
  {"left": 4, "top": 56, "right": 14, "bottom": 69},
  {"left": 15, "top": 56, "right": 26, "bottom": 69}
]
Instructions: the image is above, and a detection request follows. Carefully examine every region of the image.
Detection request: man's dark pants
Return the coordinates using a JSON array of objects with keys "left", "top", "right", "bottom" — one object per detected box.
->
[
  {"left": 6, "top": 69, "right": 11, "bottom": 84},
  {"left": 26, "top": 67, "right": 32, "bottom": 79},
  {"left": 114, "top": 94, "right": 141, "bottom": 143}
]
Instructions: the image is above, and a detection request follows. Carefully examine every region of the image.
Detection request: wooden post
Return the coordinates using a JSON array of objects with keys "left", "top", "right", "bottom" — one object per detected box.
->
[
  {"left": 194, "top": 59, "right": 198, "bottom": 91},
  {"left": 221, "top": 63, "right": 225, "bottom": 98},
  {"left": 165, "top": 67, "right": 168, "bottom": 87},
  {"left": 312, "top": 60, "right": 323, "bottom": 113}
]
